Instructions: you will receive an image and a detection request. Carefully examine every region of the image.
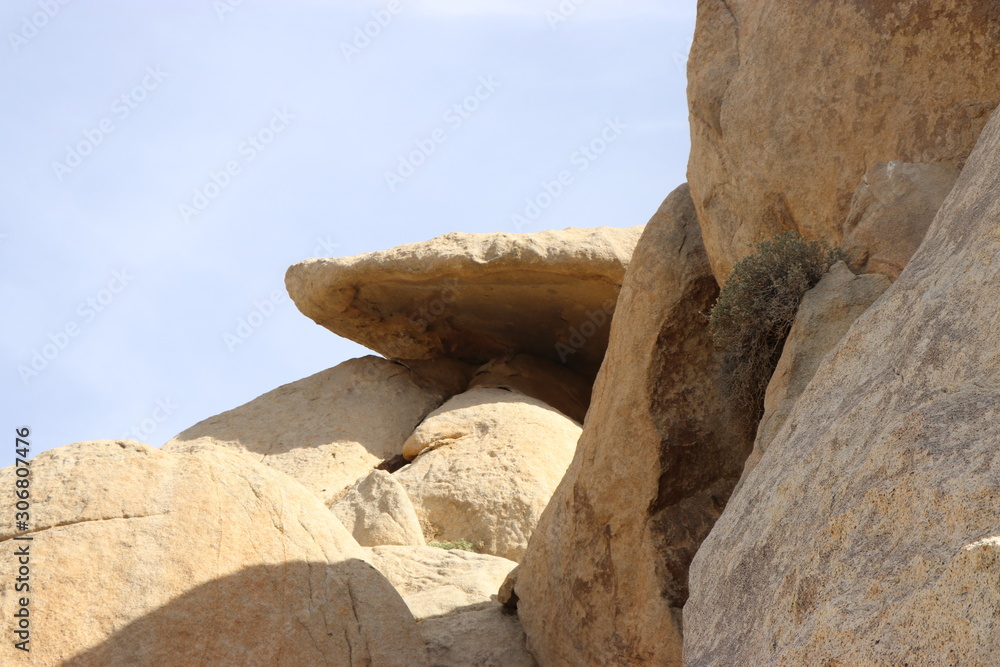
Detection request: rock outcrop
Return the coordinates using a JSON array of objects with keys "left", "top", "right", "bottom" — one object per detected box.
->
[
  {"left": 365, "top": 545, "right": 535, "bottom": 666},
  {"left": 285, "top": 226, "right": 643, "bottom": 379},
  {"left": 164, "top": 356, "right": 459, "bottom": 506},
  {"left": 333, "top": 469, "right": 426, "bottom": 547},
  {"left": 736, "top": 262, "right": 890, "bottom": 490},
  {"left": 516, "top": 185, "right": 752, "bottom": 665},
  {"left": 0, "top": 440, "right": 427, "bottom": 666},
  {"left": 397, "top": 388, "right": 582, "bottom": 561},
  {"left": 684, "top": 106, "right": 1000, "bottom": 666},
  {"left": 420, "top": 606, "right": 537, "bottom": 667},
  {"left": 364, "top": 545, "right": 517, "bottom": 620},
  {"left": 688, "top": 0, "right": 1000, "bottom": 280},
  {"left": 842, "top": 161, "right": 961, "bottom": 280}
]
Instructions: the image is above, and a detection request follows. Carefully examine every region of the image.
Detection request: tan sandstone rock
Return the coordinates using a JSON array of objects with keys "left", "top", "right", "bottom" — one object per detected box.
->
[
  {"left": 684, "top": 105, "right": 1000, "bottom": 665},
  {"left": 333, "top": 469, "right": 426, "bottom": 547},
  {"left": 285, "top": 226, "right": 643, "bottom": 379},
  {"left": 735, "top": 262, "right": 890, "bottom": 491},
  {"left": 468, "top": 353, "right": 590, "bottom": 423},
  {"left": 364, "top": 544, "right": 517, "bottom": 620},
  {"left": 164, "top": 356, "right": 458, "bottom": 506},
  {"left": 516, "top": 185, "right": 752, "bottom": 665},
  {"left": 396, "top": 388, "right": 582, "bottom": 561},
  {"left": 420, "top": 605, "right": 537, "bottom": 667},
  {"left": 688, "top": 0, "right": 1000, "bottom": 280},
  {"left": 0, "top": 440, "right": 427, "bottom": 666},
  {"left": 842, "top": 161, "right": 961, "bottom": 280},
  {"left": 498, "top": 564, "right": 520, "bottom": 610}
]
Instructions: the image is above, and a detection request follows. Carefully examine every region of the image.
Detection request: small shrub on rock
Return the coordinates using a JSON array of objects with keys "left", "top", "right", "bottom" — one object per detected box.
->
[
  {"left": 709, "top": 232, "right": 842, "bottom": 425},
  {"left": 428, "top": 539, "right": 475, "bottom": 552}
]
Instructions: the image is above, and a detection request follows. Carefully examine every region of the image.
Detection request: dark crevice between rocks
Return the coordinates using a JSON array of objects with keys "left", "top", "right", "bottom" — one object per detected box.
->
[
  {"left": 646, "top": 272, "right": 757, "bottom": 609},
  {"left": 375, "top": 454, "right": 409, "bottom": 474}
]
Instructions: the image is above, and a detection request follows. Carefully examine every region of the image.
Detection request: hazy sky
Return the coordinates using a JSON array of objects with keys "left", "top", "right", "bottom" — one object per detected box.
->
[{"left": 2, "top": 0, "right": 695, "bottom": 467}]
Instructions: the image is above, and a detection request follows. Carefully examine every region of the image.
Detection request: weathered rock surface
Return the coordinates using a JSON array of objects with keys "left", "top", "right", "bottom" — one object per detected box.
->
[
  {"left": 364, "top": 545, "right": 517, "bottom": 619},
  {"left": 397, "top": 388, "right": 582, "bottom": 561},
  {"left": 498, "top": 564, "right": 520, "bottom": 609},
  {"left": 684, "top": 106, "right": 1000, "bottom": 666},
  {"left": 0, "top": 440, "right": 427, "bottom": 666},
  {"left": 736, "top": 262, "right": 889, "bottom": 490},
  {"left": 333, "top": 469, "right": 425, "bottom": 547},
  {"left": 468, "top": 353, "right": 590, "bottom": 423},
  {"left": 842, "top": 161, "right": 961, "bottom": 280},
  {"left": 285, "top": 226, "right": 643, "bottom": 379},
  {"left": 363, "top": 545, "right": 533, "bottom": 666},
  {"left": 516, "top": 185, "right": 752, "bottom": 665},
  {"left": 164, "top": 356, "right": 457, "bottom": 506},
  {"left": 420, "top": 605, "right": 536, "bottom": 667},
  {"left": 688, "top": 0, "right": 1000, "bottom": 280}
]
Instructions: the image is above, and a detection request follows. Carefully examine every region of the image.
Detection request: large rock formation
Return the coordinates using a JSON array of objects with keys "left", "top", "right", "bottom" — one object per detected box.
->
[
  {"left": 684, "top": 106, "right": 1000, "bottom": 665},
  {"left": 841, "top": 161, "right": 961, "bottom": 280},
  {"left": 397, "top": 388, "right": 582, "bottom": 561},
  {"left": 736, "top": 262, "right": 889, "bottom": 490},
  {"left": 164, "top": 356, "right": 461, "bottom": 506},
  {"left": 688, "top": 0, "right": 1000, "bottom": 280},
  {"left": 515, "top": 185, "right": 752, "bottom": 665},
  {"left": 285, "top": 226, "right": 643, "bottom": 379},
  {"left": 0, "top": 440, "right": 427, "bottom": 666}
]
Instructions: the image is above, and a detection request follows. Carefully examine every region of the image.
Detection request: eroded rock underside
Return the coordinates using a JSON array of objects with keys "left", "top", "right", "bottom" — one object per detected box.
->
[{"left": 285, "top": 226, "right": 643, "bottom": 379}]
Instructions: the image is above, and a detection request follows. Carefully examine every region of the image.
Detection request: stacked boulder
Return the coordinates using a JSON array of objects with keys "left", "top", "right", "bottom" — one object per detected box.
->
[
  {"left": 170, "top": 225, "right": 645, "bottom": 663},
  {"left": 2, "top": 225, "right": 646, "bottom": 664}
]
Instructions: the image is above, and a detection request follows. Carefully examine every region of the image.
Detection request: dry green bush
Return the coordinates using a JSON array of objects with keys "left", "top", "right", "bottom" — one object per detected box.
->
[
  {"left": 710, "top": 232, "right": 842, "bottom": 425},
  {"left": 428, "top": 539, "right": 475, "bottom": 552}
]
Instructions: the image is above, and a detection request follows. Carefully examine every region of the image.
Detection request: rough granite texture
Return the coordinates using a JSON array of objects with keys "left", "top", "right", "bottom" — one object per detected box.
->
[
  {"left": 687, "top": 0, "right": 1000, "bottom": 280},
  {"left": 841, "top": 161, "right": 961, "bottom": 280},
  {"left": 735, "top": 262, "right": 890, "bottom": 493},
  {"left": 684, "top": 103, "right": 1000, "bottom": 666}
]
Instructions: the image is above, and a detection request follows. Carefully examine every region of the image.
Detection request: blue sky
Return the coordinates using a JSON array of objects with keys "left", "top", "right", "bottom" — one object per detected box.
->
[{"left": 2, "top": 0, "right": 695, "bottom": 467}]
